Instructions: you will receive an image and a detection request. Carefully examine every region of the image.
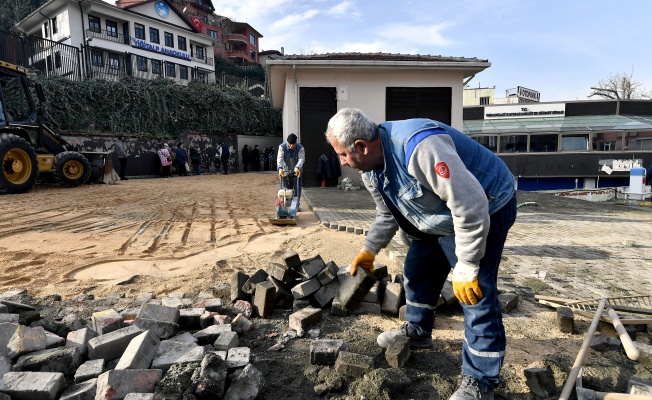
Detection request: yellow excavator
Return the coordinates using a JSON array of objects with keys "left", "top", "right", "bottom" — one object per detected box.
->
[{"left": 0, "top": 60, "right": 116, "bottom": 194}]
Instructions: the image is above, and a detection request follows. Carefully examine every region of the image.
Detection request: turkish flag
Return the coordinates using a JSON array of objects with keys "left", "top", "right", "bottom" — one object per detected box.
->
[{"left": 191, "top": 16, "right": 202, "bottom": 31}]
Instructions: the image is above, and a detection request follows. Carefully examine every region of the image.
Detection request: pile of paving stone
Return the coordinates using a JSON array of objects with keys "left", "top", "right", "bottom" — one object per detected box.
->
[{"left": 0, "top": 248, "right": 537, "bottom": 400}]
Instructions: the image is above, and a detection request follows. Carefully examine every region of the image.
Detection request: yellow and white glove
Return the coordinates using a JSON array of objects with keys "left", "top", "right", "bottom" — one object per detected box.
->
[
  {"left": 294, "top": 168, "right": 301, "bottom": 177},
  {"left": 278, "top": 169, "right": 284, "bottom": 177},
  {"left": 350, "top": 245, "right": 375, "bottom": 276},
  {"left": 452, "top": 264, "right": 483, "bottom": 305}
]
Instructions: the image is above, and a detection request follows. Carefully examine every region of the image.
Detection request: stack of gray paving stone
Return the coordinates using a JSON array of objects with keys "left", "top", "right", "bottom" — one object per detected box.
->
[{"left": 0, "top": 288, "right": 265, "bottom": 400}]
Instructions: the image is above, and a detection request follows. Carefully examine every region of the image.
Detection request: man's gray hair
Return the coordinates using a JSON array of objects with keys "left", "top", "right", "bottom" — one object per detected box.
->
[{"left": 326, "top": 108, "right": 378, "bottom": 151}]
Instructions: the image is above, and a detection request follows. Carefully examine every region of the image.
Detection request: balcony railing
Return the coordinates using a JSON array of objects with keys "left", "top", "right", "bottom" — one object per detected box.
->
[
  {"left": 86, "top": 29, "right": 129, "bottom": 45},
  {"left": 191, "top": 54, "right": 214, "bottom": 66},
  {"left": 226, "top": 33, "right": 247, "bottom": 44}
]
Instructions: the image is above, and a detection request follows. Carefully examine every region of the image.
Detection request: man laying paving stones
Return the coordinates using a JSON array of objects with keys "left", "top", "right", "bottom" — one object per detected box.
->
[{"left": 326, "top": 108, "right": 517, "bottom": 400}]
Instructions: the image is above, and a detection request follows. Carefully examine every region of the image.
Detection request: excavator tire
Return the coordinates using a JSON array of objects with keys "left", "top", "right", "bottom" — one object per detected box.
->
[
  {"left": 53, "top": 151, "right": 92, "bottom": 187},
  {"left": 0, "top": 133, "right": 38, "bottom": 194}
]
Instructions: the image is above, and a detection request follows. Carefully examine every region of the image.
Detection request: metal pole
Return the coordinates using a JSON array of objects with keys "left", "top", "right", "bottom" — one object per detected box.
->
[{"left": 559, "top": 298, "right": 607, "bottom": 400}]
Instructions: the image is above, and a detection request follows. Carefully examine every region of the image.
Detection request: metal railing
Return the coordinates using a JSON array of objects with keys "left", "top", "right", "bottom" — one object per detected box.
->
[
  {"left": 86, "top": 28, "right": 130, "bottom": 45},
  {"left": 191, "top": 54, "right": 214, "bottom": 66}
]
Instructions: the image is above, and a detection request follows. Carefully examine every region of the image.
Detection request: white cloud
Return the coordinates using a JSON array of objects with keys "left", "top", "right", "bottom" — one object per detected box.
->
[
  {"left": 212, "top": 0, "right": 295, "bottom": 24},
  {"left": 327, "top": 1, "right": 360, "bottom": 18},
  {"left": 271, "top": 10, "right": 320, "bottom": 31},
  {"left": 376, "top": 22, "right": 454, "bottom": 47}
]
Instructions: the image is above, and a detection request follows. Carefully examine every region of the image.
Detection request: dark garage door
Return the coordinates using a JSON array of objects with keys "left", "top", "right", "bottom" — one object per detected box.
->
[
  {"left": 386, "top": 87, "right": 452, "bottom": 125},
  {"left": 299, "top": 87, "right": 337, "bottom": 187}
]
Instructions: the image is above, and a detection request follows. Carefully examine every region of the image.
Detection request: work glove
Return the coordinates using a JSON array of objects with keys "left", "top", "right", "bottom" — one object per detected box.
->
[
  {"left": 452, "top": 265, "right": 483, "bottom": 305},
  {"left": 350, "top": 246, "right": 375, "bottom": 276},
  {"left": 278, "top": 169, "right": 284, "bottom": 177},
  {"left": 294, "top": 168, "right": 301, "bottom": 177}
]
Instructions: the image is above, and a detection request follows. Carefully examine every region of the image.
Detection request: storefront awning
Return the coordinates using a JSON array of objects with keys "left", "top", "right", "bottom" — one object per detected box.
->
[{"left": 463, "top": 115, "right": 652, "bottom": 135}]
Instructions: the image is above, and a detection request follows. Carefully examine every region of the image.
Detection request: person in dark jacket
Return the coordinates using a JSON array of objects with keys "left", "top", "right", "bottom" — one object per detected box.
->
[
  {"left": 114, "top": 136, "right": 129, "bottom": 180},
  {"left": 190, "top": 145, "right": 201, "bottom": 175},
  {"left": 263, "top": 144, "right": 272, "bottom": 171},
  {"left": 220, "top": 143, "right": 231, "bottom": 175},
  {"left": 242, "top": 145, "right": 250, "bottom": 172},
  {"left": 250, "top": 145, "right": 260, "bottom": 171},
  {"left": 175, "top": 142, "right": 188, "bottom": 176}
]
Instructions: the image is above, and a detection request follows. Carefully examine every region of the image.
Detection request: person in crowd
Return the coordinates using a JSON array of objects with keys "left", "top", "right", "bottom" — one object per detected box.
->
[
  {"left": 175, "top": 142, "right": 188, "bottom": 177},
  {"left": 242, "top": 145, "right": 250, "bottom": 172},
  {"left": 114, "top": 135, "right": 129, "bottom": 180},
  {"left": 190, "top": 145, "right": 201, "bottom": 176},
  {"left": 251, "top": 145, "right": 260, "bottom": 171},
  {"left": 277, "top": 133, "right": 306, "bottom": 211},
  {"left": 325, "top": 108, "right": 516, "bottom": 400},
  {"left": 221, "top": 142, "right": 231, "bottom": 175},
  {"left": 157, "top": 143, "right": 172, "bottom": 178},
  {"left": 263, "top": 144, "right": 272, "bottom": 171}
]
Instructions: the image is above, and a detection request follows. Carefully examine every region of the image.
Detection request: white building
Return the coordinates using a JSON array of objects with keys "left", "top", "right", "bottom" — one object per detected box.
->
[
  {"left": 266, "top": 53, "right": 490, "bottom": 184},
  {"left": 13, "top": 0, "right": 215, "bottom": 84}
]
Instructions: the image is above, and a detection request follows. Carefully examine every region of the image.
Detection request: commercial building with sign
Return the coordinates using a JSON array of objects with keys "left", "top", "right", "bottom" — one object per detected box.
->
[
  {"left": 13, "top": 0, "right": 216, "bottom": 84},
  {"left": 463, "top": 100, "right": 652, "bottom": 190}
]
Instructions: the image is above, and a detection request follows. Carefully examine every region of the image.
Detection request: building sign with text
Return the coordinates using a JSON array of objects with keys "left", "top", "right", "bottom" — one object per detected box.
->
[
  {"left": 131, "top": 38, "right": 191, "bottom": 61},
  {"left": 517, "top": 86, "right": 540, "bottom": 102},
  {"left": 484, "top": 103, "right": 565, "bottom": 119}
]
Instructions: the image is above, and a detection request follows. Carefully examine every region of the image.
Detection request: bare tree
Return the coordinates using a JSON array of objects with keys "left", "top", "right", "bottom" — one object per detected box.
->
[
  {"left": 589, "top": 71, "right": 650, "bottom": 100},
  {"left": 0, "top": 0, "right": 43, "bottom": 32}
]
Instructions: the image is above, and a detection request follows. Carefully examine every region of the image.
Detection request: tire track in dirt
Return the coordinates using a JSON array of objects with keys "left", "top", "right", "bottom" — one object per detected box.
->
[
  {"left": 120, "top": 212, "right": 159, "bottom": 254},
  {"left": 210, "top": 199, "right": 217, "bottom": 244},
  {"left": 0, "top": 211, "right": 96, "bottom": 237},
  {"left": 181, "top": 202, "right": 198, "bottom": 246}
]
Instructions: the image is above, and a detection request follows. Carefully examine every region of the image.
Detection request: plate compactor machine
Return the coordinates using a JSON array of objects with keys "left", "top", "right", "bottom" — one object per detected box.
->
[{"left": 269, "top": 169, "right": 299, "bottom": 226}]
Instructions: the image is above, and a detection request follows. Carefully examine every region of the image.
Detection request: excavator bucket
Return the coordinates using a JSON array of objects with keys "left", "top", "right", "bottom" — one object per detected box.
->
[{"left": 81, "top": 151, "right": 119, "bottom": 184}]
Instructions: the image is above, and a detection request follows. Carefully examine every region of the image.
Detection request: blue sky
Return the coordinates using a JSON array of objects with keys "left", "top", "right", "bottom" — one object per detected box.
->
[{"left": 207, "top": 0, "right": 652, "bottom": 102}]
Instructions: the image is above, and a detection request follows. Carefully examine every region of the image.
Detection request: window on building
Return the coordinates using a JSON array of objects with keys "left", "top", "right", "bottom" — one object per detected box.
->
[
  {"left": 592, "top": 132, "right": 622, "bottom": 151},
  {"left": 136, "top": 56, "right": 147, "bottom": 72},
  {"left": 529, "top": 134, "right": 558, "bottom": 152},
  {"left": 106, "top": 20, "right": 118, "bottom": 37},
  {"left": 134, "top": 23, "right": 145, "bottom": 39},
  {"left": 195, "top": 46, "right": 204, "bottom": 59},
  {"left": 561, "top": 134, "right": 589, "bottom": 151},
  {"left": 197, "top": 71, "right": 206, "bottom": 83},
  {"left": 109, "top": 53, "right": 120, "bottom": 70},
  {"left": 250, "top": 49, "right": 256, "bottom": 62},
  {"left": 164, "top": 32, "right": 173, "bottom": 47},
  {"left": 166, "top": 62, "right": 175, "bottom": 77},
  {"left": 208, "top": 30, "right": 218, "bottom": 40},
  {"left": 89, "top": 15, "right": 101, "bottom": 33},
  {"left": 178, "top": 36, "right": 187, "bottom": 51},
  {"left": 152, "top": 60, "right": 162, "bottom": 75},
  {"left": 52, "top": 18, "right": 58, "bottom": 34},
  {"left": 249, "top": 33, "right": 255, "bottom": 45},
  {"left": 179, "top": 65, "right": 188, "bottom": 80},
  {"left": 201, "top": 16, "right": 208, "bottom": 24},
  {"left": 55, "top": 51, "right": 62, "bottom": 69},
  {"left": 91, "top": 49, "right": 104, "bottom": 67},
  {"left": 473, "top": 135, "right": 497, "bottom": 152},
  {"left": 44, "top": 21, "right": 49, "bottom": 38},
  {"left": 498, "top": 134, "right": 527, "bottom": 153},
  {"left": 625, "top": 131, "right": 652, "bottom": 150},
  {"left": 150, "top": 27, "right": 159, "bottom": 44},
  {"left": 479, "top": 96, "right": 490, "bottom": 105}
]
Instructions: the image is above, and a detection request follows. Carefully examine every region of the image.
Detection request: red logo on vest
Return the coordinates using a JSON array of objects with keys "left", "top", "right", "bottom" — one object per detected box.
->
[{"left": 434, "top": 162, "right": 450, "bottom": 178}]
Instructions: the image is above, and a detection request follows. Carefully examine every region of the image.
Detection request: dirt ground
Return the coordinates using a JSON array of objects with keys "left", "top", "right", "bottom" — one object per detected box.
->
[{"left": 1, "top": 173, "right": 651, "bottom": 399}]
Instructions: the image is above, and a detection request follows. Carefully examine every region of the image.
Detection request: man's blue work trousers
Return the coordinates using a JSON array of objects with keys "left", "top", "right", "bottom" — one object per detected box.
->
[{"left": 402, "top": 196, "right": 516, "bottom": 389}]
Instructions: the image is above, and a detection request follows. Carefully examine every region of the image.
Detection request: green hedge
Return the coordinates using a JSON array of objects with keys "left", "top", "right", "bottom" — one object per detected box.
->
[{"left": 31, "top": 74, "right": 282, "bottom": 139}]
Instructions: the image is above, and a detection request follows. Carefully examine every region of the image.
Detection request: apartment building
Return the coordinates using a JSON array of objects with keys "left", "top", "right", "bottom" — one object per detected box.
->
[
  {"left": 13, "top": 0, "right": 216, "bottom": 84},
  {"left": 164, "top": 0, "right": 262, "bottom": 65}
]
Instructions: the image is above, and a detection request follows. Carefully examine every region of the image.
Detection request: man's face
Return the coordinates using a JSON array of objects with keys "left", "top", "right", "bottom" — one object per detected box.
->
[
  {"left": 288, "top": 143, "right": 296, "bottom": 150},
  {"left": 329, "top": 136, "right": 372, "bottom": 173}
]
